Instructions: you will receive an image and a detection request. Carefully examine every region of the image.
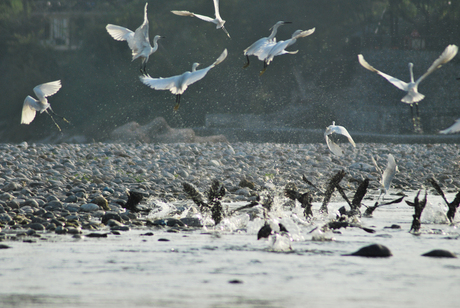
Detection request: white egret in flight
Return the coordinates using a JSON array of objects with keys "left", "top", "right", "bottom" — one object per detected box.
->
[
  {"left": 21, "top": 80, "right": 68, "bottom": 131},
  {"left": 324, "top": 121, "right": 356, "bottom": 156},
  {"left": 243, "top": 21, "right": 292, "bottom": 69},
  {"left": 372, "top": 154, "right": 398, "bottom": 200},
  {"left": 439, "top": 118, "right": 460, "bottom": 134},
  {"left": 358, "top": 44, "right": 458, "bottom": 132},
  {"left": 171, "top": 0, "right": 230, "bottom": 38},
  {"left": 139, "top": 49, "right": 228, "bottom": 111},
  {"left": 260, "top": 28, "right": 315, "bottom": 76},
  {"left": 106, "top": 3, "right": 164, "bottom": 74}
]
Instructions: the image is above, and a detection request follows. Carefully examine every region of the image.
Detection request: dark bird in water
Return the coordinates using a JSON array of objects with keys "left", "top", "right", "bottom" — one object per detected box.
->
[
  {"left": 123, "top": 190, "right": 145, "bottom": 212},
  {"left": 257, "top": 221, "right": 289, "bottom": 240},
  {"left": 421, "top": 249, "right": 457, "bottom": 258},
  {"left": 338, "top": 178, "right": 369, "bottom": 217},
  {"left": 406, "top": 190, "right": 427, "bottom": 233},
  {"left": 284, "top": 182, "right": 314, "bottom": 218},
  {"left": 324, "top": 216, "right": 376, "bottom": 234},
  {"left": 344, "top": 243, "right": 392, "bottom": 258},
  {"left": 427, "top": 177, "right": 460, "bottom": 223},
  {"left": 363, "top": 196, "right": 405, "bottom": 217},
  {"left": 183, "top": 180, "right": 227, "bottom": 225},
  {"left": 320, "top": 170, "right": 346, "bottom": 213}
]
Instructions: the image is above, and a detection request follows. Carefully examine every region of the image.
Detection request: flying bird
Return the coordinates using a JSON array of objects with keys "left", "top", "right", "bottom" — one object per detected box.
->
[
  {"left": 21, "top": 80, "right": 68, "bottom": 131},
  {"left": 139, "top": 49, "right": 228, "bottom": 111},
  {"left": 106, "top": 3, "right": 164, "bottom": 74},
  {"left": 439, "top": 118, "right": 460, "bottom": 134},
  {"left": 324, "top": 121, "right": 356, "bottom": 156},
  {"left": 373, "top": 154, "right": 398, "bottom": 200},
  {"left": 243, "top": 21, "right": 292, "bottom": 68},
  {"left": 358, "top": 44, "right": 458, "bottom": 132},
  {"left": 260, "top": 28, "right": 315, "bottom": 76},
  {"left": 171, "top": 0, "right": 230, "bottom": 38}
]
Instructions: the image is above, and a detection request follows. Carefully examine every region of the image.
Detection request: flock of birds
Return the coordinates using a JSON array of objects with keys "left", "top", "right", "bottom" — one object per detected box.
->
[{"left": 20, "top": 1, "right": 459, "bottom": 136}]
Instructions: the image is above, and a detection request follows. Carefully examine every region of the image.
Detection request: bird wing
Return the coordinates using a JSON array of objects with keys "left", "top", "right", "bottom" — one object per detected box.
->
[
  {"left": 21, "top": 96, "right": 39, "bottom": 124},
  {"left": 183, "top": 49, "right": 227, "bottom": 87},
  {"left": 382, "top": 154, "right": 397, "bottom": 191},
  {"left": 291, "top": 28, "right": 315, "bottom": 40},
  {"left": 332, "top": 125, "right": 356, "bottom": 147},
  {"left": 415, "top": 44, "right": 458, "bottom": 85},
  {"left": 213, "top": 0, "right": 222, "bottom": 20},
  {"left": 106, "top": 24, "right": 134, "bottom": 43},
  {"left": 139, "top": 75, "right": 178, "bottom": 92},
  {"left": 171, "top": 10, "right": 214, "bottom": 23},
  {"left": 358, "top": 54, "right": 409, "bottom": 91},
  {"left": 33, "top": 80, "right": 62, "bottom": 101},
  {"left": 439, "top": 118, "right": 460, "bottom": 134},
  {"left": 325, "top": 135, "right": 344, "bottom": 156},
  {"left": 257, "top": 41, "right": 277, "bottom": 60}
]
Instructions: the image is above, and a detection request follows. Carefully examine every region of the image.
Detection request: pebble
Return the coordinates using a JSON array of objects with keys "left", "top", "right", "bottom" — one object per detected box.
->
[{"left": 0, "top": 142, "right": 458, "bottom": 238}]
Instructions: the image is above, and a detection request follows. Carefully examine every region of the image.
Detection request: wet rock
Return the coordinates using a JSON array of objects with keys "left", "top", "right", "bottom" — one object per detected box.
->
[
  {"left": 80, "top": 203, "right": 100, "bottom": 212},
  {"left": 92, "top": 195, "right": 110, "bottom": 211},
  {"left": 101, "top": 213, "right": 122, "bottom": 225},
  {"left": 345, "top": 244, "right": 393, "bottom": 258},
  {"left": 27, "top": 223, "right": 45, "bottom": 231},
  {"left": 421, "top": 249, "right": 457, "bottom": 258}
]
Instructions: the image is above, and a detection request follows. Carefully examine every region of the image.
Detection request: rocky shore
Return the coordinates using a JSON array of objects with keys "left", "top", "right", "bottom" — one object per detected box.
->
[{"left": 0, "top": 141, "right": 459, "bottom": 238}]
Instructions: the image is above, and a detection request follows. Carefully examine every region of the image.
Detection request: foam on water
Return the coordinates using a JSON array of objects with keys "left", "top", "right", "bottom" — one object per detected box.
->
[{"left": 1, "top": 191, "right": 459, "bottom": 308}]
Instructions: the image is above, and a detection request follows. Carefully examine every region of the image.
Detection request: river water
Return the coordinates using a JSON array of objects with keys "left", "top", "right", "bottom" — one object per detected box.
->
[{"left": 0, "top": 192, "right": 459, "bottom": 308}]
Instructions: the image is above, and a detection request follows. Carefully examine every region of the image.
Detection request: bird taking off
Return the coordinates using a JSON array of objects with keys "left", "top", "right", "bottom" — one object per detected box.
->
[
  {"left": 372, "top": 154, "right": 398, "bottom": 200},
  {"left": 259, "top": 28, "right": 315, "bottom": 76},
  {"left": 324, "top": 121, "right": 356, "bottom": 156},
  {"left": 358, "top": 44, "right": 458, "bottom": 133},
  {"left": 171, "top": 0, "right": 230, "bottom": 38},
  {"left": 243, "top": 21, "right": 292, "bottom": 69},
  {"left": 21, "top": 80, "right": 68, "bottom": 131},
  {"left": 106, "top": 3, "right": 164, "bottom": 75},
  {"left": 139, "top": 49, "right": 228, "bottom": 111}
]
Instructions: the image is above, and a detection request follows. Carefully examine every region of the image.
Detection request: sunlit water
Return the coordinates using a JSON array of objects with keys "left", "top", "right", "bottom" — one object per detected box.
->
[{"left": 0, "top": 192, "right": 459, "bottom": 308}]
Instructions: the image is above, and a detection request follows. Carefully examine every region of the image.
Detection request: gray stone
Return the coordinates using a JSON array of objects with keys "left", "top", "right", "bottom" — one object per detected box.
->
[{"left": 80, "top": 203, "right": 100, "bottom": 212}]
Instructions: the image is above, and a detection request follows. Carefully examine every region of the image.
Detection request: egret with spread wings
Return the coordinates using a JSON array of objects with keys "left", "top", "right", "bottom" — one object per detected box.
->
[
  {"left": 358, "top": 44, "right": 458, "bottom": 132},
  {"left": 243, "top": 21, "right": 292, "bottom": 69},
  {"left": 106, "top": 3, "right": 164, "bottom": 74},
  {"left": 21, "top": 80, "right": 68, "bottom": 131},
  {"left": 171, "top": 0, "right": 230, "bottom": 38},
  {"left": 324, "top": 121, "right": 356, "bottom": 156},
  {"left": 140, "top": 49, "right": 228, "bottom": 111}
]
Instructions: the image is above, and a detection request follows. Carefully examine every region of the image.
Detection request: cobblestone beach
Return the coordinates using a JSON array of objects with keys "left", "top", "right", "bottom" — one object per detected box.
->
[{"left": 1, "top": 141, "right": 459, "bottom": 236}]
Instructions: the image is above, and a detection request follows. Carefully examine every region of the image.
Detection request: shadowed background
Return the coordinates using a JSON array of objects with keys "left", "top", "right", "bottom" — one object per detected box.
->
[{"left": 0, "top": 0, "right": 459, "bottom": 142}]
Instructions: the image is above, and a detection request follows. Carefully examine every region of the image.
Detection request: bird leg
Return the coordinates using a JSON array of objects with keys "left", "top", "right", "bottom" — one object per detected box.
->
[
  {"left": 259, "top": 61, "right": 268, "bottom": 76},
  {"left": 414, "top": 104, "right": 423, "bottom": 134},
  {"left": 173, "top": 95, "right": 181, "bottom": 111},
  {"left": 49, "top": 107, "right": 70, "bottom": 124},
  {"left": 243, "top": 55, "right": 250, "bottom": 69},
  {"left": 221, "top": 26, "right": 231, "bottom": 39},
  {"left": 45, "top": 110, "right": 62, "bottom": 132}
]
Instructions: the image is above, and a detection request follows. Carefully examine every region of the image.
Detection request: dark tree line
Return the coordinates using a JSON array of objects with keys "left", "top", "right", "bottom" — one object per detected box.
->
[{"left": 0, "top": 0, "right": 458, "bottom": 142}]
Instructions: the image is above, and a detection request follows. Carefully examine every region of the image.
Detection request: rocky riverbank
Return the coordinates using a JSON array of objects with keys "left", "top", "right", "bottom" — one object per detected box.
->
[{"left": 0, "top": 141, "right": 459, "bottom": 238}]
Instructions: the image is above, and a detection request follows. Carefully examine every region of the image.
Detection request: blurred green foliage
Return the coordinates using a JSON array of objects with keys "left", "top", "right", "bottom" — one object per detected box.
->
[{"left": 0, "top": 0, "right": 458, "bottom": 142}]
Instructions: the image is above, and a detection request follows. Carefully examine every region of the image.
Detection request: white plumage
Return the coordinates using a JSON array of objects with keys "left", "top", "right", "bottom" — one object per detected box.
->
[
  {"left": 439, "top": 118, "right": 460, "bottom": 134},
  {"left": 21, "top": 80, "right": 62, "bottom": 125},
  {"left": 171, "top": 0, "right": 230, "bottom": 38},
  {"left": 139, "top": 49, "right": 228, "bottom": 111},
  {"left": 260, "top": 28, "right": 315, "bottom": 75},
  {"left": 106, "top": 3, "right": 163, "bottom": 74},
  {"left": 243, "top": 21, "right": 292, "bottom": 68},
  {"left": 358, "top": 44, "right": 458, "bottom": 105},
  {"left": 324, "top": 121, "right": 356, "bottom": 156}
]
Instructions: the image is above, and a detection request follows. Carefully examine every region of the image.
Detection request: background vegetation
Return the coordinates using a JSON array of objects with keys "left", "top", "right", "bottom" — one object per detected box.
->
[{"left": 0, "top": 0, "right": 459, "bottom": 142}]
